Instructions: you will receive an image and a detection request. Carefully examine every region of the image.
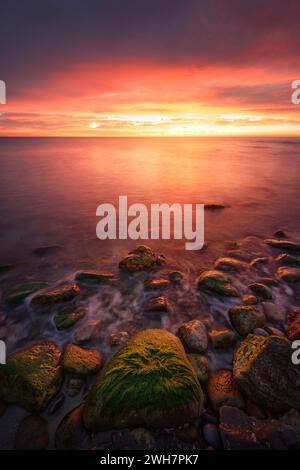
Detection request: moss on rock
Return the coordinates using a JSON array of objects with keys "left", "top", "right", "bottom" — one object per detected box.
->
[
  {"left": 61, "top": 343, "right": 103, "bottom": 376},
  {"left": 119, "top": 245, "right": 158, "bottom": 272},
  {"left": 75, "top": 271, "right": 115, "bottom": 284},
  {"left": 197, "top": 270, "right": 239, "bottom": 297},
  {"left": 83, "top": 328, "right": 203, "bottom": 431},
  {"left": 54, "top": 306, "right": 87, "bottom": 330},
  {"left": 5, "top": 282, "right": 48, "bottom": 307},
  {"left": 0, "top": 340, "right": 63, "bottom": 413},
  {"left": 31, "top": 283, "right": 80, "bottom": 309}
]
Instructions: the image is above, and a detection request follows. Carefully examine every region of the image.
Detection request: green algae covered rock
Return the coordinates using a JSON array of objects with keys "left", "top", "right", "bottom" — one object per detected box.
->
[
  {"left": 233, "top": 335, "right": 300, "bottom": 412},
  {"left": 5, "top": 282, "right": 48, "bottom": 307},
  {"left": 54, "top": 306, "right": 87, "bottom": 330},
  {"left": 31, "top": 283, "right": 80, "bottom": 309},
  {"left": 119, "top": 245, "right": 158, "bottom": 272},
  {"left": 197, "top": 270, "right": 239, "bottom": 297},
  {"left": 83, "top": 328, "right": 203, "bottom": 431},
  {"left": 0, "top": 341, "right": 63, "bottom": 413}
]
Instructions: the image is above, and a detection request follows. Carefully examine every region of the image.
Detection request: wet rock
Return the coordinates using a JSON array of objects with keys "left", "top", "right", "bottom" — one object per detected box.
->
[
  {"left": 5, "top": 282, "right": 48, "bottom": 307},
  {"left": 287, "top": 309, "right": 300, "bottom": 341},
  {"left": 207, "top": 369, "right": 244, "bottom": 411},
  {"left": 178, "top": 320, "right": 208, "bottom": 352},
  {"left": 144, "top": 279, "right": 170, "bottom": 291},
  {"left": 209, "top": 328, "right": 236, "bottom": 349},
  {"left": 277, "top": 266, "right": 300, "bottom": 283},
  {"left": 262, "top": 301, "right": 285, "bottom": 323},
  {"left": 279, "top": 409, "right": 300, "bottom": 436},
  {"left": 31, "top": 283, "right": 80, "bottom": 309},
  {"left": 250, "top": 257, "right": 269, "bottom": 269},
  {"left": 33, "top": 245, "right": 62, "bottom": 257},
  {"left": 47, "top": 392, "right": 65, "bottom": 416},
  {"left": 75, "top": 271, "right": 115, "bottom": 284},
  {"left": 74, "top": 319, "right": 101, "bottom": 343},
  {"left": 61, "top": 343, "right": 103, "bottom": 377},
  {"left": 233, "top": 334, "right": 300, "bottom": 412},
  {"left": 14, "top": 415, "right": 49, "bottom": 450},
  {"left": 257, "top": 277, "right": 278, "bottom": 287},
  {"left": 55, "top": 404, "right": 89, "bottom": 450},
  {"left": 54, "top": 306, "right": 87, "bottom": 330},
  {"left": 202, "top": 423, "right": 222, "bottom": 449},
  {"left": 66, "top": 376, "right": 84, "bottom": 397},
  {"left": 83, "top": 329, "right": 203, "bottom": 431},
  {"left": 168, "top": 271, "right": 183, "bottom": 282},
  {"left": 249, "top": 283, "right": 272, "bottom": 300},
  {"left": 242, "top": 294, "right": 258, "bottom": 305},
  {"left": 264, "top": 326, "right": 285, "bottom": 337},
  {"left": 205, "top": 204, "right": 226, "bottom": 210},
  {"left": 187, "top": 353, "right": 209, "bottom": 382},
  {"left": 273, "top": 230, "right": 287, "bottom": 239},
  {"left": 214, "top": 257, "right": 247, "bottom": 272},
  {"left": 109, "top": 331, "right": 130, "bottom": 347},
  {"left": 253, "top": 328, "right": 269, "bottom": 337},
  {"left": 197, "top": 270, "right": 239, "bottom": 297},
  {"left": 229, "top": 305, "right": 266, "bottom": 336},
  {"left": 0, "top": 340, "right": 63, "bottom": 413},
  {"left": 0, "top": 264, "right": 16, "bottom": 276},
  {"left": 175, "top": 425, "right": 200, "bottom": 443},
  {"left": 145, "top": 296, "right": 169, "bottom": 313},
  {"left": 119, "top": 245, "right": 159, "bottom": 272},
  {"left": 265, "top": 239, "right": 300, "bottom": 252},
  {"left": 219, "top": 406, "right": 299, "bottom": 450},
  {"left": 275, "top": 253, "right": 300, "bottom": 267}
]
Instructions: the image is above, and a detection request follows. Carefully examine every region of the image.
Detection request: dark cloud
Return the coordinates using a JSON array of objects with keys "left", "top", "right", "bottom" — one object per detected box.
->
[{"left": 1, "top": 0, "right": 300, "bottom": 93}]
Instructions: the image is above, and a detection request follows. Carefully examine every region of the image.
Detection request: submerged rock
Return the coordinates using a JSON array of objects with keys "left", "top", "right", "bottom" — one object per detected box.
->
[
  {"left": 220, "top": 406, "right": 299, "bottom": 450},
  {"left": 277, "top": 266, "right": 300, "bottom": 283},
  {"left": 83, "top": 329, "right": 203, "bottom": 431},
  {"left": 168, "top": 271, "right": 183, "bottom": 283},
  {"left": 187, "top": 353, "right": 209, "bottom": 383},
  {"left": 265, "top": 239, "right": 300, "bottom": 252},
  {"left": 214, "top": 257, "right": 247, "bottom": 272},
  {"left": 74, "top": 319, "right": 101, "bottom": 343},
  {"left": 233, "top": 335, "right": 300, "bottom": 412},
  {"left": 61, "top": 343, "right": 103, "bottom": 377},
  {"left": 249, "top": 283, "right": 272, "bottom": 300},
  {"left": 197, "top": 270, "right": 239, "bottom": 297},
  {"left": 5, "top": 282, "right": 48, "bottom": 307},
  {"left": 55, "top": 404, "right": 89, "bottom": 450},
  {"left": 119, "top": 245, "right": 159, "bottom": 272},
  {"left": 287, "top": 309, "right": 300, "bottom": 341},
  {"left": 209, "top": 328, "right": 236, "bottom": 349},
  {"left": 33, "top": 245, "right": 62, "bottom": 257},
  {"left": 262, "top": 302, "right": 285, "bottom": 323},
  {"left": 144, "top": 279, "right": 170, "bottom": 291},
  {"left": 275, "top": 253, "right": 300, "bottom": 267},
  {"left": 145, "top": 296, "right": 169, "bottom": 313},
  {"left": 31, "top": 283, "right": 80, "bottom": 309},
  {"left": 0, "top": 340, "right": 63, "bottom": 413},
  {"left": 75, "top": 271, "right": 115, "bottom": 284},
  {"left": 273, "top": 229, "right": 287, "bottom": 239},
  {"left": 229, "top": 305, "right": 266, "bottom": 336},
  {"left": 14, "top": 415, "right": 49, "bottom": 450},
  {"left": 109, "top": 331, "right": 130, "bottom": 347},
  {"left": 207, "top": 369, "right": 244, "bottom": 411},
  {"left": 54, "top": 306, "right": 87, "bottom": 330},
  {"left": 178, "top": 319, "right": 208, "bottom": 353}
]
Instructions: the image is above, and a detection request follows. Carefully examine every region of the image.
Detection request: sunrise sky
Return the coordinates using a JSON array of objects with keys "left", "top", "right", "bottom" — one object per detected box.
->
[{"left": 0, "top": 0, "right": 299, "bottom": 137}]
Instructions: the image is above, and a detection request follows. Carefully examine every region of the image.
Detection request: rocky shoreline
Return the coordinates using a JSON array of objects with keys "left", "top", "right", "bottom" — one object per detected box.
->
[{"left": 1, "top": 236, "right": 300, "bottom": 450}]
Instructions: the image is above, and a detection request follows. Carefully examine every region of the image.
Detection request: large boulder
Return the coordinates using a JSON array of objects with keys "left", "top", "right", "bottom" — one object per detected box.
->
[
  {"left": 233, "top": 335, "right": 300, "bottom": 412},
  {"left": 197, "top": 270, "right": 239, "bottom": 297},
  {"left": 0, "top": 341, "right": 63, "bottom": 413},
  {"left": 83, "top": 329, "right": 203, "bottom": 431}
]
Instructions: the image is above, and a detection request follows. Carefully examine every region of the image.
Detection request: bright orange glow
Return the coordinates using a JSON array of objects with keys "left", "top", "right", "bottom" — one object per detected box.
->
[{"left": 1, "top": 62, "right": 299, "bottom": 137}]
